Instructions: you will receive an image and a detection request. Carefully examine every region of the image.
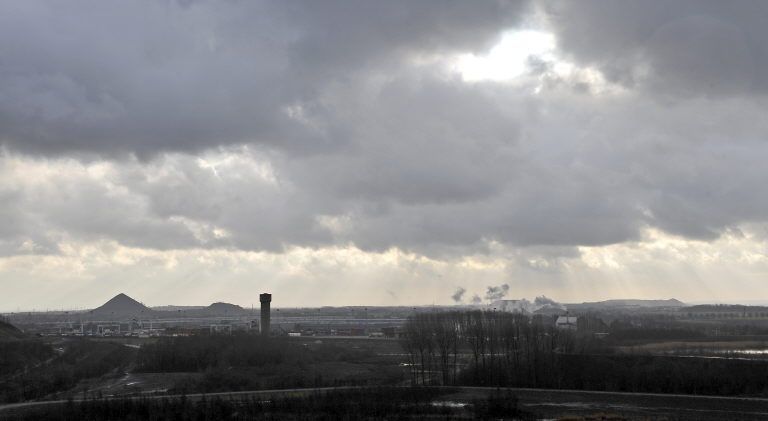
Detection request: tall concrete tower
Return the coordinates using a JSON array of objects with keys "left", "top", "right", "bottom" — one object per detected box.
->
[{"left": 259, "top": 293, "right": 271, "bottom": 336}]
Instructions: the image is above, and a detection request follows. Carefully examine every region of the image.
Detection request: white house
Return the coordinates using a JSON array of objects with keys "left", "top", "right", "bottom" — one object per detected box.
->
[{"left": 555, "top": 316, "right": 578, "bottom": 330}]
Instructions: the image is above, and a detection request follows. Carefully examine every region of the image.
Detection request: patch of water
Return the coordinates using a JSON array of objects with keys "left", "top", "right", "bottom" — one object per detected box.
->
[
  {"left": 720, "top": 349, "right": 768, "bottom": 355},
  {"left": 431, "top": 401, "right": 467, "bottom": 408}
]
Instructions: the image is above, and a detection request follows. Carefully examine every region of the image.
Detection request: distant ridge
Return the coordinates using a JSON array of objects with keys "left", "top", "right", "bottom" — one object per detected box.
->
[
  {"left": 533, "top": 305, "right": 568, "bottom": 316},
  {"left": 92, "top": 293, "right": 151, "bottom": 316},
  {"left": 148, "top": 302, "right": 249, "bottom": 316},
  {"left": 151, "top": 305, "right": 204, "bottom": 312},
  {"left": 204, "top": 302, "right": 249, "bottom": 316},
  {"left": 567, "top": 298, "right": 685, "bottom": 310}
]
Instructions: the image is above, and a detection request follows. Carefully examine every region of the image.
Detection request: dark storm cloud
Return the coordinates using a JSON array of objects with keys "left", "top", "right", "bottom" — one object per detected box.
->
[
  {"left": 286, "top": 72, "right": 520, "bottom": 206},
  {"left": 0, "top": 0, "right": 528, "bottom": 156},
  {"left": 2, "top": 0, "right": 768, "bottom": 258},
  {"left": 545, "top": 0, "right": 768, "bottom": 96}
]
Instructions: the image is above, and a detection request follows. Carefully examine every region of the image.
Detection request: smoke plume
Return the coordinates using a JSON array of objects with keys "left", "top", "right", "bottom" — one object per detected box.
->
[
  {"left": 451, "top": 287, "right": 467, "bottom": 303},
  {"left": 470, "top": 294, "right": 482, "bottom": 305},
  {"left": 533, "top": 295, "right": 563, "bottom": 309},
  {"left": 484, "top": 283, "right": 510, "bottom": 301}
]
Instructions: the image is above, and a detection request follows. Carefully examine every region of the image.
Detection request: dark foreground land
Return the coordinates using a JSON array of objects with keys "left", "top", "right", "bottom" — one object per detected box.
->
[
  {"left": 0, "top": 387, "right": 526, "bottom": 420},
  {"left": 3, "top": 386, "right": 768, "bottom": 420},
  {"left": 500, "top": 388, "right": 768, "bottom": 420},
  {"left": 6, "top": 311, "right": 768, "bottom": 419}
]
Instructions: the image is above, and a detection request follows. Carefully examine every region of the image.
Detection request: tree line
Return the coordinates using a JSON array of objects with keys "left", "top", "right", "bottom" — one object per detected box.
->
[
  {"left": 401, "top": 311, "right": 575, "bottom": 387},
  {"left": 401, "top": 310, "right": 768, "bottom": 396}
]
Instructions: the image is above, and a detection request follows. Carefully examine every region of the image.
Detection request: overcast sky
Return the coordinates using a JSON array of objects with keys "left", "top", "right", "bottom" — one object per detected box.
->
[{"left": 3, "top": 1, "right": 768, "bottom": 311}]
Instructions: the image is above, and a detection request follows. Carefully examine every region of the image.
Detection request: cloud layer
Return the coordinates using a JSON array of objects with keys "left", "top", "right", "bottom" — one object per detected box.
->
[{"left": 2, "top": 1, "right": 768, "bottom": 307}]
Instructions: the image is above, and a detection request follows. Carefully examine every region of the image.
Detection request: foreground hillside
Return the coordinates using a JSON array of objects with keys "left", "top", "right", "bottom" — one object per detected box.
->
[{"left": 0, "top": 319, "right": 24, "bottom": 340}]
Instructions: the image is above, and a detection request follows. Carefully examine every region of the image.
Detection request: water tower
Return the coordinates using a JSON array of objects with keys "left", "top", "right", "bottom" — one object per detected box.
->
[{"left": 259, "top": 293, "right": 271, "bottom": 336}]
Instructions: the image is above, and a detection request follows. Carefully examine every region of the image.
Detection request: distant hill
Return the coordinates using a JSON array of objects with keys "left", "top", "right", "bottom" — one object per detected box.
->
[
  {"left": 204, "top": 302, "right": 249, "bottom": 316},
  {"left": 92, "top": 293, "right": 152, "bottom": 316},
  {"left": 152, "top": 305, "right": 205, "bottom": 312},
  {"left": 0, "top": 318, "right": 24, "bottom": 339},
  {"left": 159, "top": 302, "right": 252, "bottom": 317},
  {"left": 567, "top": 299, "right": 685, "bottom": 310},
  {"left": 533, "top": 305, "right": 568, "bottom": 316},
  {"left": 686, "top": 304, "right": 768, "bottom": 312}
]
